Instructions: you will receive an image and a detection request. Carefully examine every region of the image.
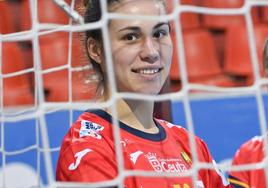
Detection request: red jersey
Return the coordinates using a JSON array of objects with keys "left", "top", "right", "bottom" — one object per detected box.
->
[
  {"left": 228, "top": 136, "right": 267, "bottom": 188},
  {"left": 56, "top": 109, "right": 232, "bottom": 188}
]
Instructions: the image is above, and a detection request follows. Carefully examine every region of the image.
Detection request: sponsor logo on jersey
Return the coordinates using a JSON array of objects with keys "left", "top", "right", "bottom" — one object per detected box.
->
[
  {"left": 130, "top": 151, "right": 144, "bottom": 165},
  {"left": 145, "top": 152, "right": 188, "bottom": 173},
  {"left": 68, "top": 148, "right": 92, "bottom": 171},
  {"left": 80, "top": 120, "right": 104, "bottom": 139},
  {"left": 212, "top": 160, "right": 230, "bottom": 186}
]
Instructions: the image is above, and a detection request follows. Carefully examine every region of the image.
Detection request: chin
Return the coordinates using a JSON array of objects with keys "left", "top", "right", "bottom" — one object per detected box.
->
[
  {"left": 118, "top": 85, "right": 162, "bottom": 95},
  {"left": 135, "top": 88, "right": 162, "bottom": 95}
]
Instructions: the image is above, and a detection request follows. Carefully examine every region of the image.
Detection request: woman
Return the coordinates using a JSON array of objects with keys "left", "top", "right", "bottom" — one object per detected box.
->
[
  {"left": 228, "top": 135, "right": 267, "bottom": 188},
  {"left": 56, "top": 0, "right": 233, "bottom": 187},
  {"left": 228, "top": 39, "right": 268, "bottom": 188}
]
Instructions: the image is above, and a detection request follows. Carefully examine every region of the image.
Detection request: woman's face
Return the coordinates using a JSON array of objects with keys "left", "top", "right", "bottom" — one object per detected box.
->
[{"left": 108, "top": 0, "right": 173, "bottom": 95}]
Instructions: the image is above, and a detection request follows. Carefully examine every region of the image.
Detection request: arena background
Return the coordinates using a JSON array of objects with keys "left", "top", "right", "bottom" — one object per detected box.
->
[{"left": 1, "top": 0, "right": 268, "bottom": 187}]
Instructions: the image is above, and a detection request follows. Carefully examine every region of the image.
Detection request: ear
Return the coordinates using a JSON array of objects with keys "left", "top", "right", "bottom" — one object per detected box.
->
[{"left": 87, "top": 37, "right": 103, "bottom": 64}]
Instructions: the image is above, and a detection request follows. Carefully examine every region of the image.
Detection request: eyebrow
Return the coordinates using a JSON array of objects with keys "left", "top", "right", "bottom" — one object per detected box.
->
[
  {"left": 118, "top": 22, "right": 169, "bottom": 32},
  {"left": 154, "top": 22, "right": 169, "bottom": 30}
]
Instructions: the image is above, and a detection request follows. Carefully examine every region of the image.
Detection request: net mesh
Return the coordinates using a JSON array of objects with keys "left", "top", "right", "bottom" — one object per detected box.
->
[{"left": 0, "top": 0, "right": 268, "bottom": 187}]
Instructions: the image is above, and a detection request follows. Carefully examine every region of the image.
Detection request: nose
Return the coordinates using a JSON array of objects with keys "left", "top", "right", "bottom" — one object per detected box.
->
[{"left": 140, "top": 38, "right": 160, "bottom": 64}]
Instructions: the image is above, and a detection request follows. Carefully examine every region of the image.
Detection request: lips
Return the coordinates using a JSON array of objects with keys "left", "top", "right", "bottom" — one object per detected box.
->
[{"left": 131, "top": 67, "right": 163, "bottom": 74}]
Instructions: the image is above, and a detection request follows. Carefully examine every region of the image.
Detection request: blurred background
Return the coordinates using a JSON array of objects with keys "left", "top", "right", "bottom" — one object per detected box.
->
[{"left": 0, "top": 0, "right": 268, "bottom": 187}]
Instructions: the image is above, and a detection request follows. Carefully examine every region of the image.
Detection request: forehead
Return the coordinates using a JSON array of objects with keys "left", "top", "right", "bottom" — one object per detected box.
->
[
  {"left": 109, "top": 0, "right": 166, "bottom": 30},
  {"left": 109, "top": 0, "right": 166, "bottom": 15}
]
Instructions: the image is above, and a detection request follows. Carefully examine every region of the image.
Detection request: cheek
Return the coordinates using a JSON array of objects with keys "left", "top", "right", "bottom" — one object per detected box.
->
[
  {"left": 161, "top": 44, "right": 173, "bottom": 66},
  {"left": 112, "top": 44, "right": 141, "bottom": 67},
  {"left": 111, "top": 49, "right": 130, "bottom": 78}
]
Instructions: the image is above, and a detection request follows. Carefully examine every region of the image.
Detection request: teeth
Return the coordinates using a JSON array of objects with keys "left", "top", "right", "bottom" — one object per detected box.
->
[{"left": 138, "top": 69, "right": 159, "bottom": 74}]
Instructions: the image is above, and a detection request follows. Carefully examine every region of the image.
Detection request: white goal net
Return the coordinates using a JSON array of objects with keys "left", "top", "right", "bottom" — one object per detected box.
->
[{"left": 0, "top": 0, "right": 268, "bottom": 187}]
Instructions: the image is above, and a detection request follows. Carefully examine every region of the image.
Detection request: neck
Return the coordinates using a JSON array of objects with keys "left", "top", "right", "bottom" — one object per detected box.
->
[
  {"left": 106, "top": 98, "right": 158, "bottom": 133},
  {"left": 125, "top": 99, "right": 154, "bottom": 125}
]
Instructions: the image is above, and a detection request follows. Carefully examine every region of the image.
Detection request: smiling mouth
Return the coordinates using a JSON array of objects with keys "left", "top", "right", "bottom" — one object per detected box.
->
[{"left": 132, "top": 68, "right": 163, "bottom": 75}]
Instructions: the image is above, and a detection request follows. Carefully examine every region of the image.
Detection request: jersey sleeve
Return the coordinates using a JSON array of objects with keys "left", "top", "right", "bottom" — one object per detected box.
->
[
  {"left": 56, "top": 141, "right": 117, "bottom": 182},
  {"left": 165, "top": 123, "right": 234, "bottom": 188},
  {"left": 162, "top": 122, "right": 234, "bottom": 188},
  {"left": 56, "top": 112, "right": 118, "bottom": 182},
  {"left": 197, "top": 138, "right": 234, "bottom": 188},
  {"left": 228, "top": 136, "right": 264, "bottom": 188},
  {"left": 228, "top": 148, "right": 250, "bottom": 188}
]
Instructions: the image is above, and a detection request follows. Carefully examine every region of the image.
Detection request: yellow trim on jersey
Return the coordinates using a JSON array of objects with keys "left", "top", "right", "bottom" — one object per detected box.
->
[{"left": 228, "top": 178, "right": 250, "bottom": 188}]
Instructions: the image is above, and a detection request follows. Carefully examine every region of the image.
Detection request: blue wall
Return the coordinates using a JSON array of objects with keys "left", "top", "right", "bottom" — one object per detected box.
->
[{"left": 171, "top": 94, "right": 268, "bottom": 162}]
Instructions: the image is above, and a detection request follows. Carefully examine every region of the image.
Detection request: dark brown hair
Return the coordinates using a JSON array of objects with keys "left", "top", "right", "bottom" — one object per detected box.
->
[
  {"left": 83, "top": 0, "right": 123, "bottom": 92},
  {"left": 263, "top": 39, "right": 268, "bottom": 76},
  {"left": 84, "top": 0, "right": 121, "bottom": 76}
]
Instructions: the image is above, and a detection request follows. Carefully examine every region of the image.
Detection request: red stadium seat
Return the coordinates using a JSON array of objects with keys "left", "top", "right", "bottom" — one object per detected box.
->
[
  {"left": 261, "top": 6, "right": 268, "bottom": 23},
  {"left": 224, "top": 24, "right": 268, "bottom": 81},
  {"left": 21, "top": 0, "right": 71, "bottom": 31},
  {"left": 180, "top": 0, "right": 201, "bottom": 29},
  {"left": 0, "top": 1, "right": 17, "bottom": 34},
  {"left": 170, "top": 29, "right": 236, "bottom": 87},
  {"left": 170, "top": 29, "right": 221, "bottom": 79},
  {"left": 39, "top": 32, "right": 87, "bottom": 68},
  {"left": 2, "top": 43, "right": 34, "bottom": 106},
  {"left": 39, "top": 32, "right": 97, "bottom": 102},
  {"left": 39, "top": 32, "right": 69, "bottom": 70},
  {"left": 166, "top": 0, "right": 201, "bottom": 29},
  {"left": 201, "top": 0, "right": 259, "bottom": 30},
  {"left": 180, "top": 13, "right": 201, "bottom": 30}
]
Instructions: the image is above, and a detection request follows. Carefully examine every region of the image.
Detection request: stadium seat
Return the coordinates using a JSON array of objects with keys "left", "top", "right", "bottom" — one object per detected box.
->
[
  {"left": 170, "top": 29, "right": 221, "bottom": 79},
  {"left": 180, "top": 0, "right": 201, "bottom": 29},
  {"left": 2, "top": 43, "right": 34, "bottom": 106},
  {"left": 170, "top": 29, "right": 236, "bottom": 87},
  {"left": 0, "top": 1, "right": 17, "bottom": 34},
  {"left": 21, "top": 0, "right": 71, "bottom": 31},
  {"left": 261, "top": 6, "right": 268, "bottom": 23},
  {"left": 39, "top": 32, "right": 97, "bottom": 102},
  {"left": 166, "top": 0, "right": 201, "bottom": 30},
  {"left": 201, "top": 0, "right": 259, "bottom": 30},
  {"left": 224, "top": 24, "right": 268, "bottom": 81},
  {"left": 39, "top": 32, "right": 70, "bottom": 70},
  {"left": 39, "top": 32, "right": 87, "bottom": 68}
]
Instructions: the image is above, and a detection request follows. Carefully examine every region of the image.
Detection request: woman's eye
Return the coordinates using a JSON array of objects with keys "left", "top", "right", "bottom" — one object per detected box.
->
[
  {"left": 153, "top": 30, "right": 167, "bottom": 39},
  {"left": 123, "top": 33, "right": 139, "bottom": 41}
]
